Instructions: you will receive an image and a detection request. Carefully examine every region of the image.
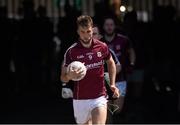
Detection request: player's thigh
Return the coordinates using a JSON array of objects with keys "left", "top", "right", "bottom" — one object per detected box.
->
[
  {"left": 91, "top": 105, "right": 107, "bottom": 124},
  {"left": 73, "top": 100, "right": 91, "bottom": 124}
]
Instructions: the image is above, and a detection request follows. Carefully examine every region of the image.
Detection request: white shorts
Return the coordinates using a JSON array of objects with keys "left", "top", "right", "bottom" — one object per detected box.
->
[
  {"left": 116, "top": 81, "right": 127, "bottom": 97},
  {"left": 73, "top": 96, "right": 107, "bottom": 124}
]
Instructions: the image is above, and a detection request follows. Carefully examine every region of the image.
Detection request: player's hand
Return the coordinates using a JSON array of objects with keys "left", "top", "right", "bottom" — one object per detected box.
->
[
  {"left": 110, "top": 85, "right": 120, "bottom": 98},
  {"left": 67, "top": 66, "right": 84, "bottom": 80}
]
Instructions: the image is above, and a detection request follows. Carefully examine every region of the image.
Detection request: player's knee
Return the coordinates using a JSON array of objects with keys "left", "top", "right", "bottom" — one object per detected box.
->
[{"left": 91, "top": 106, "right": 107, "bottom": 124}]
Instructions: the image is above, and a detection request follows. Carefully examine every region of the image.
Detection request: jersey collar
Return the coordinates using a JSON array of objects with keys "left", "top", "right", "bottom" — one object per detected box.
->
[{"left": 77, "top": 38, "right": 96, "bottom": 49}]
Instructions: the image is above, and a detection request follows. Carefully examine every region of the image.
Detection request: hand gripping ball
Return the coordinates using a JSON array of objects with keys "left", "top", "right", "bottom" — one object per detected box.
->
[{"left": 67, "top": 61, "right": 87, "bottom": 81}]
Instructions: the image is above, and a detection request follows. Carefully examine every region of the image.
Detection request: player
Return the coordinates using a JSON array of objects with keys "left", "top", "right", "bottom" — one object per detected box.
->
[
  {"left": 101, "top": 16, "right": 136, "bottom": 119},
  {"left": 60, "top": 15, "right": 120, "bottom": 124}
]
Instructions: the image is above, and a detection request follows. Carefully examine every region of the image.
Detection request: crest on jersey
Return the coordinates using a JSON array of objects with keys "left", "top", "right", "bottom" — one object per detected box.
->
[
  {"left": 97, "top": 52, "right": 102, "bottom": 57},
  {"left": 88, "top": 55, "right": 92, "bottom": 60}
]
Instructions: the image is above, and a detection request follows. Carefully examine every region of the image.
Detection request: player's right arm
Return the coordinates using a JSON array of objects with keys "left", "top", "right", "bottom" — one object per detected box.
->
[
  {"left": 60, "top": 60, "right": 84, "bottom": 83},
  {"left": 60, "top": 49, "right": 72, "bottom": 83},
  {"left": 60, "top": 62, "right": 71, "bottom": 83}
]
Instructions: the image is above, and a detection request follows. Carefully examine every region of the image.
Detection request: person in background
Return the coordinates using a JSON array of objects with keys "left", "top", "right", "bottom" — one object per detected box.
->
[{"left": 101, "top": 16, "right": 136, "bottom": 123}]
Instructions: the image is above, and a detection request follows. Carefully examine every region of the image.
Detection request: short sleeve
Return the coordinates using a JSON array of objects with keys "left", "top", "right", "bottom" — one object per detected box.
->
[
  {"left": 103, "top": 43, "right": 111, "bottom": 60},
  {"left": 109, "top": 48, "right": 120, "bottom": 64},
  {"left": 63, "top": 49, "right": 72, "bottom": 67}
]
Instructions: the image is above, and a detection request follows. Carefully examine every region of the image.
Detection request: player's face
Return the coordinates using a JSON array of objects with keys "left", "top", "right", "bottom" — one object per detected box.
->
[
  {"left": 103, "top": 18, "right": 115, "bottom": 36},
  {"left": 92, "top": 27, "right": 102, "bottom": 40},
  {"left": 77, "top": 25, "right": 93, "bottom": 44}
]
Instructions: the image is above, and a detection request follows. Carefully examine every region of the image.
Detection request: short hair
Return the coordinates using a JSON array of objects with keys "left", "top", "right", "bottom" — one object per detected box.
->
[
  {"left": 76, "top": 15, "right": 93, "bottom": 28},
  {"left": 103, "top": 15, "right": 117, "bottom": 25}
]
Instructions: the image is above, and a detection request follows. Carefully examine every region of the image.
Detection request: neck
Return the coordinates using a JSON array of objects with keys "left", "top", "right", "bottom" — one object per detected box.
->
[
  {"left": 80, "top": 39, "right": 92, "bottom": 48},
  {"left": 104, "top": 33, "right": 115, "bottom": 42}
]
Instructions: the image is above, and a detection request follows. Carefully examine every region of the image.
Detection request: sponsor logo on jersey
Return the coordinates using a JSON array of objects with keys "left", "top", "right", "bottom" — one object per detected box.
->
[{"left": 86, "top": 60, "right": 103, "bottom": 70}]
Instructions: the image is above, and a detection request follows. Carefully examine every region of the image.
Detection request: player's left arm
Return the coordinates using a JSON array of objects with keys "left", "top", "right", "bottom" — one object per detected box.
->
[
  {"left": 106, "top": 56, "right": 120, "bottom": 98},
  {"left": 106, "top": 56, "right": 116, "bottom": 86}
]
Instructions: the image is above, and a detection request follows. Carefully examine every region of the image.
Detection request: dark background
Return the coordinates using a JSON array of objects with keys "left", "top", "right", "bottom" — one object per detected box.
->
[{"left": 0, "top": 0, "right": 180, "bottom": 123}]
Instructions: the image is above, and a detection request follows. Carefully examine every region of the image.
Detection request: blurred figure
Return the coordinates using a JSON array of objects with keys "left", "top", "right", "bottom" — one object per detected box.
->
[
  {"left": 101, "top": 16, "right": 136, "bottom": 123},
  {"left": 92, "top": 25, "right": 103, "bottom": 40}
]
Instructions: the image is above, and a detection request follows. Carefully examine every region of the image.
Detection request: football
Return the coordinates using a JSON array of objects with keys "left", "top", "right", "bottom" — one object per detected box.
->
[{"left": 67, "top": 61, "right": 87, "bottom": 81}]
